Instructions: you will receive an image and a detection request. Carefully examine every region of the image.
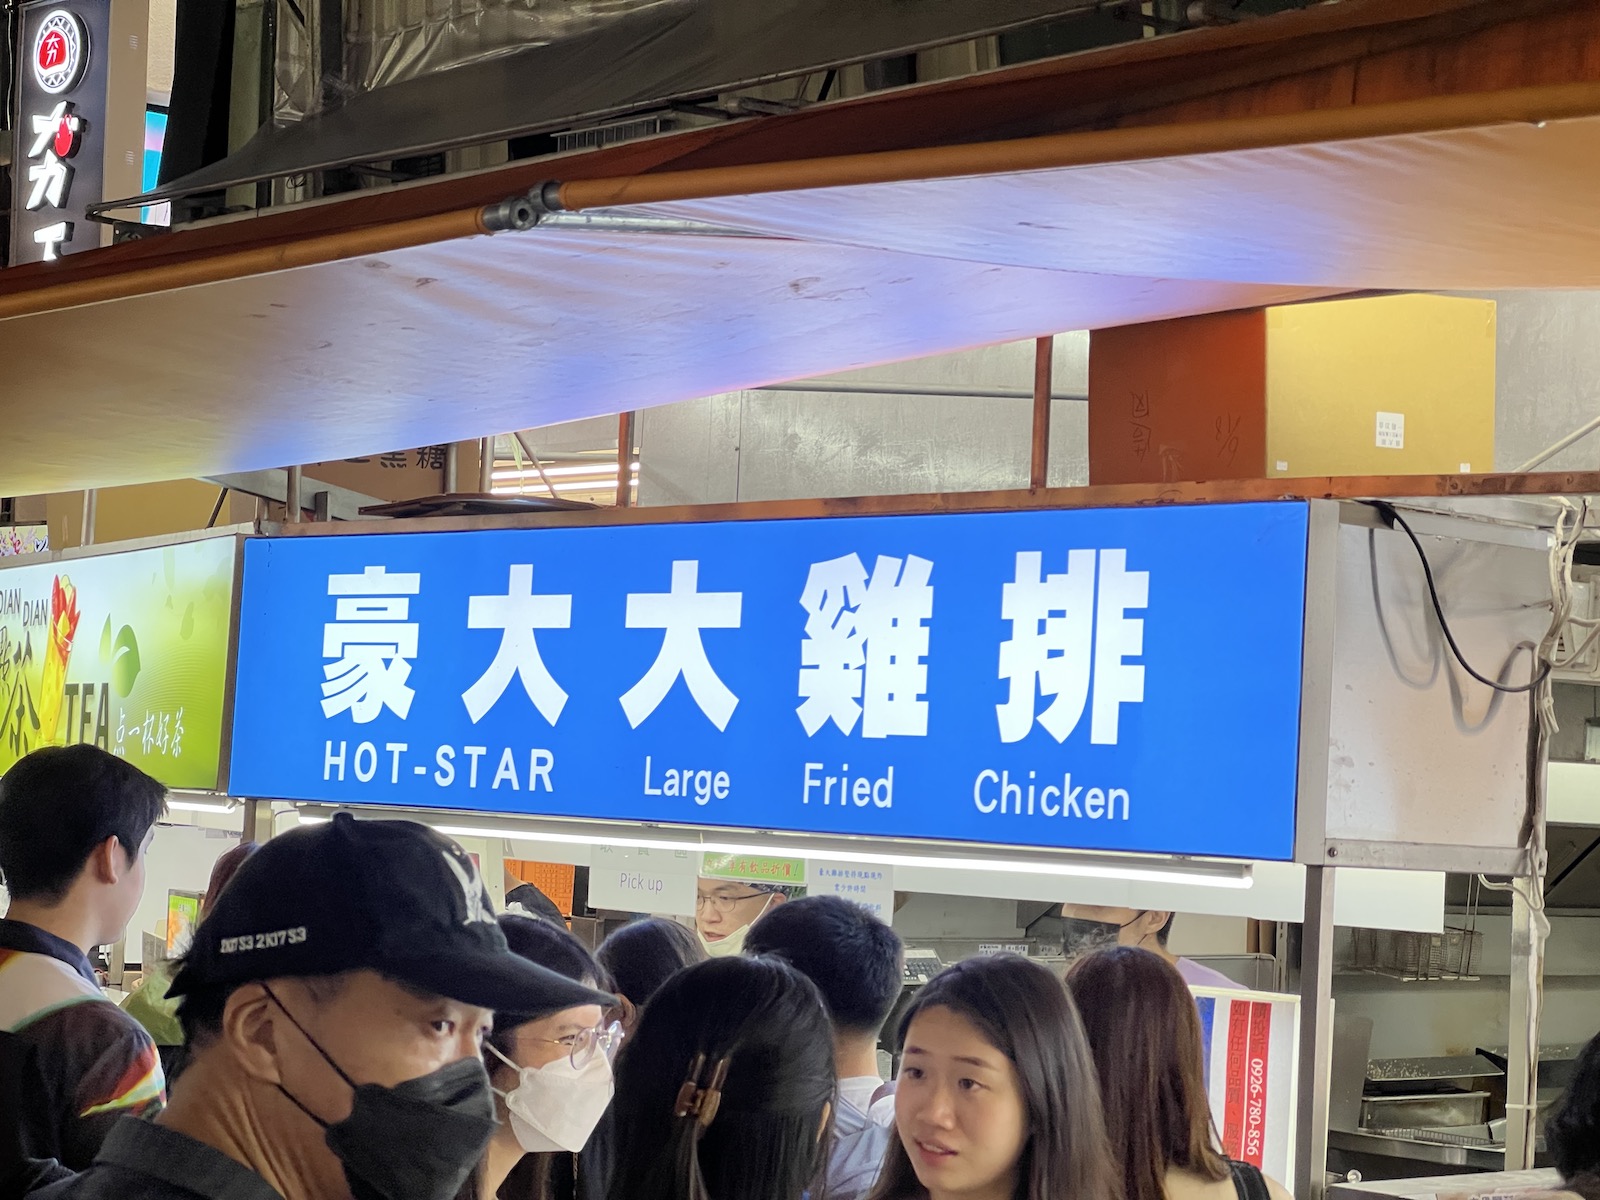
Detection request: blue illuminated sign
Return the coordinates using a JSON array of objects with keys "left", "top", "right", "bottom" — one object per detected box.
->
[{"left": 228, "top": 502, "right": 1309, "bottom": 860}]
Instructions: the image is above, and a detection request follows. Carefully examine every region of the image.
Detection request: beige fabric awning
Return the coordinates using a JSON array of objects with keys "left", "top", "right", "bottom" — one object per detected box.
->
[
  {"left": 0, "top": 227, "right": 1327, "bottom": 496},
  {"left": 7, "top": 75, "right": 1600, "bottom": 493},
  {"left": 567, "top": 83, "right": 1600, "bottom": 291}
]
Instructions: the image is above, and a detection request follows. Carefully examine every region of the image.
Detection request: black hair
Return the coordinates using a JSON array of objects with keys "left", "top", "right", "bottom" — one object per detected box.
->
[
  {"left": 868, "top": 954, "right": 1122, "bottom": 1200},
  {"left": 603, "top": 956, "right": 835, "bottom": 1200},
  {"left": 597, "top": 918, "right": 705, "bottom": 1009},
  {"left": 1547, "top": 1030, "right": 1600, "bottom": 1185},
  {"left": 745, "top": 894, "right": 903, "bottom": 1037},
  {"left": 492, "top": 914, "right": 611, "bottom": 1041},
  {"left": 173, "top": 982, "right": 228, "bottom": 1049},
  {"left": 0, "top": 745, "right": 167, "bottom": 901},
  {"left": 1157, "top": 913, "right": 1176, "bottom": 947}
]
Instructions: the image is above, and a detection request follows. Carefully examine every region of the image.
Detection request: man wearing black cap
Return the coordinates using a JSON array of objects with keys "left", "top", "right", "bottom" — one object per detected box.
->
[{"left": 34, "top": 813, "right": 611, "bottom": 1200}]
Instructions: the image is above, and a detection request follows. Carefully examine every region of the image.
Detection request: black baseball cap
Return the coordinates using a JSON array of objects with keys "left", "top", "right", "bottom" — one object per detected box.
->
[{"left": 170, "top": 813, "right": 611, "bottom": 1015}]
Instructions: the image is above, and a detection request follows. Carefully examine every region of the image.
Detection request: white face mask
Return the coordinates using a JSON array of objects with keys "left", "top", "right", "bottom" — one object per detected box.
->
[
  {"left": 488, "top": 1044, "right": 614, "bottom": 1154},
  {"left": 698, "top": 894, "right": 773, "bottom": 959}
]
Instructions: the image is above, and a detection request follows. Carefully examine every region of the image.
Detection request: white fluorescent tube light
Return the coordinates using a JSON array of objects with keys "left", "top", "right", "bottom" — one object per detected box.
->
[
  {"left": 168, "top": 800, "right": 237, "bottom": 814},
  {"left": 491, "top": 462, "right": 641, "bottom": 481},
  {"left": 491, "top": 478, "right": 639, "bottom": 496},
  {"left": 326, "top": 816, "right": 1252, "bottom": 890}
]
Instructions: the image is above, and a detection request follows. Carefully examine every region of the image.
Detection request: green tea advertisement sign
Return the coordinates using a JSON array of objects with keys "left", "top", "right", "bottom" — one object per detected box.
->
[{"left": 0, "top": 537, "right": 236, "bottom": 788}]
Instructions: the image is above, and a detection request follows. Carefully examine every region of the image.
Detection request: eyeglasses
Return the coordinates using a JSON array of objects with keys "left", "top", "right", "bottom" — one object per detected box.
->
[
  {"left": 695, "top": 890, "right": 771, "bottom": 915},
  {"left": 517, "top": 1020, "right": 624, "bottom": 1069}
]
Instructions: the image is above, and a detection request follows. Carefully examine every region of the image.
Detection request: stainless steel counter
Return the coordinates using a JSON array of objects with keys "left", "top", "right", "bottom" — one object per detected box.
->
[
  {"left": 1329, "top": 1167, "right": 1562, "bottom": 1199},
  {"left": 1328, "top": 1130, "right": 1507, "bottom": 1178}
]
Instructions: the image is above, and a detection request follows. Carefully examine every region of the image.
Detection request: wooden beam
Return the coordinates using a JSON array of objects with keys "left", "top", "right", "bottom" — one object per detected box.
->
[
  {"left": 1029, "top": 336, "right": 1053, "bottom": 490},
  {"left": 266, "top": 470, "right": 1600, "bottom": 538},
  {"left": 617, "top": 411, "right": 636, "bottom": 509},
  {"left": 5, "top": 0, "right": 1593, "bottom": 303}
]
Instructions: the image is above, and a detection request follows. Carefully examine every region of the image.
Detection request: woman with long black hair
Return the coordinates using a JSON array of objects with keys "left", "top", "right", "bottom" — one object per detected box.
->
[
  {"left": 869, "top": 953, "right": 1121, "bottom": 1200},
  {"left": 602, "top": 955, "right": 835, "bottom": 1200}
]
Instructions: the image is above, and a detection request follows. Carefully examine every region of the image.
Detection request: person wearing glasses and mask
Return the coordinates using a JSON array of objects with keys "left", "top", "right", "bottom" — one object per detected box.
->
[
  {"left": 476, "top": 915, "right": 622, "bottom": 1200},
  {"left": 32, "top": 813, "right": 610, "bottom": 1200},
  {"left": 1059, "top": 905, "right": 1237, "bottom": 990},
  {"left": 693, "top": 880, "right": 798, "bottom": 958}
]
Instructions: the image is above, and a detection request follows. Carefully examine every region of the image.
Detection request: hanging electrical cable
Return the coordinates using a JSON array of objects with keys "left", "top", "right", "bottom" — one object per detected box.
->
[{"left": 1361, "top": 500, "right": 1554, "bottom": 694}]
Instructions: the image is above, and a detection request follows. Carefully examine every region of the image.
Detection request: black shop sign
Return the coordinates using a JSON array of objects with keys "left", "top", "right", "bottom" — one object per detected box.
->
[{"left": 11, "top": 2, "right": 113, "bottom": 265}]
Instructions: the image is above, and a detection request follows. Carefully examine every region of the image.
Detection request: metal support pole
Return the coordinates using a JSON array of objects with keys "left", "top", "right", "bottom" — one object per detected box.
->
[
  {"left": 1295, "top": 866, "right": 1335, "bottom": 1200},
  {"left": 255, "top": 0, "right": 277, "bottom": 209},
  {"left": 285, "top": 466, "right": 303, "bottom": 522},
  {"left": 1515, "top": 408, "right": 1600, "bottom": 472},
  {"left": 318, "top": 0, "right": 344, "bottom": 112},
  {"left": 1029, "top": 336, "right": 1054, "bottom": 490},
  {"left": 240, "top": 799, "right": 275, "bottom": 844},
  {"left": 478, "top": 437, "right": 494, "bottom": 493},
  {"left": 79, "top": 489, "right": 97, "bottom": 546},
  {"left": 107, "top": 936, "right": 126, "bottom": 989},
  {"left": 513, "top": 432, "right": 561, "bottom": 501},
  {"left": 617, "top": 412, "right": 637, "bottom": 508},
  {"left": 443, "top": 443, "right": 459, "bottom": 494},
  {"left": 1506, "top": 884, "right": 1544, "bottom": 1168}
]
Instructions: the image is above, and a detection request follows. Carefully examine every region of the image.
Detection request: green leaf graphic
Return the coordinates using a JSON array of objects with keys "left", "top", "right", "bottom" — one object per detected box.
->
[
  {"left": 99, "top": 616, "right": 112, "bottom": 663},
  {"left": 111, "top": 626, "right": 141, "bottom": 697},
  {"left": 180, "top": 603, "right": 195, "bottom": 641}
]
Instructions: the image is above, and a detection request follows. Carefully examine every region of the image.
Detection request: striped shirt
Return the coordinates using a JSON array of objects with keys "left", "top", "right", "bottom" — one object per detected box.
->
[{"left": 0, "top": 919, "right": 165, "bottom": 1176}]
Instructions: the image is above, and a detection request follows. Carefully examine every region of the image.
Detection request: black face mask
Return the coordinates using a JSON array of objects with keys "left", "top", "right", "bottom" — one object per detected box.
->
[
  {"left": 1060, "top": 912, "right": 1144, "bottom": 962},
  {"left": 265, "top": 986, "right": 497, "bottom": 1200}
]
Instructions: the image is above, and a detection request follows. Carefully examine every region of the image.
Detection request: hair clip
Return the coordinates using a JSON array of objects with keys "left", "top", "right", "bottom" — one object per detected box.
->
[{"left": 672, "top": 1053, "right": 732, "bottom": 1128}]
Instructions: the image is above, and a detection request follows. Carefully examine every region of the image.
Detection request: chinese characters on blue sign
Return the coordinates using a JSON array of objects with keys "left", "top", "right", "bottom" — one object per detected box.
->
[{"left": 228, "top": 503, "right": 1309, "bottom": 860}]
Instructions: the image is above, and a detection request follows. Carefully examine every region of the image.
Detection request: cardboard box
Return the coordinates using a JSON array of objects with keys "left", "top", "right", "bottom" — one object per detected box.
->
[{"left": 1087, "top": 294, "right": 1496, "bottom": 484}]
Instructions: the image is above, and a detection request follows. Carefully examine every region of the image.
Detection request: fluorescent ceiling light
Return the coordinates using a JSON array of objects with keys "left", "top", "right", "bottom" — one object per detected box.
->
[
  {"left": 299, "top": 811, "right": 1251, "bottom": 890},
  {"left": 492, "top": 462, "right": 640, "bottom": 481},
  {"left": 491, "top": 477, "right": 637, "bottom": 496},
  {"left": 168, "top": 799, "right": 237, "bottom": 814}
]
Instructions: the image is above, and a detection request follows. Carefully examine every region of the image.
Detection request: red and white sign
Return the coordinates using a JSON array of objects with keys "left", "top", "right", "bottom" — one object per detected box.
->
[
  {"left": 32, "top": 9, "right": 87, "bottom": 95},
  {"left": 1195, "top": 986, "right": 1300, "bottom": 1188},
  {"left": 1219, "top": 1000, "right": 1274, "bottom": 1166}
]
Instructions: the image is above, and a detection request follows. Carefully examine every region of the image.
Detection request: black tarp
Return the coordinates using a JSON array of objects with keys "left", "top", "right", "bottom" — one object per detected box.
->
[{"left": 133, "top": 0, "right": 1104, "bottom": 207}]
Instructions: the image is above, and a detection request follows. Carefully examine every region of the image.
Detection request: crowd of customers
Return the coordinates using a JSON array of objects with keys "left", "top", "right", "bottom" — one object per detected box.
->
[{"left": 3, "top": 743, "right": 1599, "bottom": 1200}]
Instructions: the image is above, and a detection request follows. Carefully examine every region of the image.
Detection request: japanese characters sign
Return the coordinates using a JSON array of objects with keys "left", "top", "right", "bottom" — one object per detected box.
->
[
  {"left": 0, "top": 537, "right": 237, "bottom": 788},
  {"left": 13, "top": 4, "right": 99, "bottom": 263},
  {"left": 228, "top": 503, "right": 1309, "bottom": 860},
  {"left": 11, "top": 0, "right": 143, "bottom": 266}
]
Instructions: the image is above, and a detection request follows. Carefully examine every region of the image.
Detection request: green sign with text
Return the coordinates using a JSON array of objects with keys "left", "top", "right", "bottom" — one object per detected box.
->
[{"left": 0, "top": 537, "right": 236, "bottom": 789}]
